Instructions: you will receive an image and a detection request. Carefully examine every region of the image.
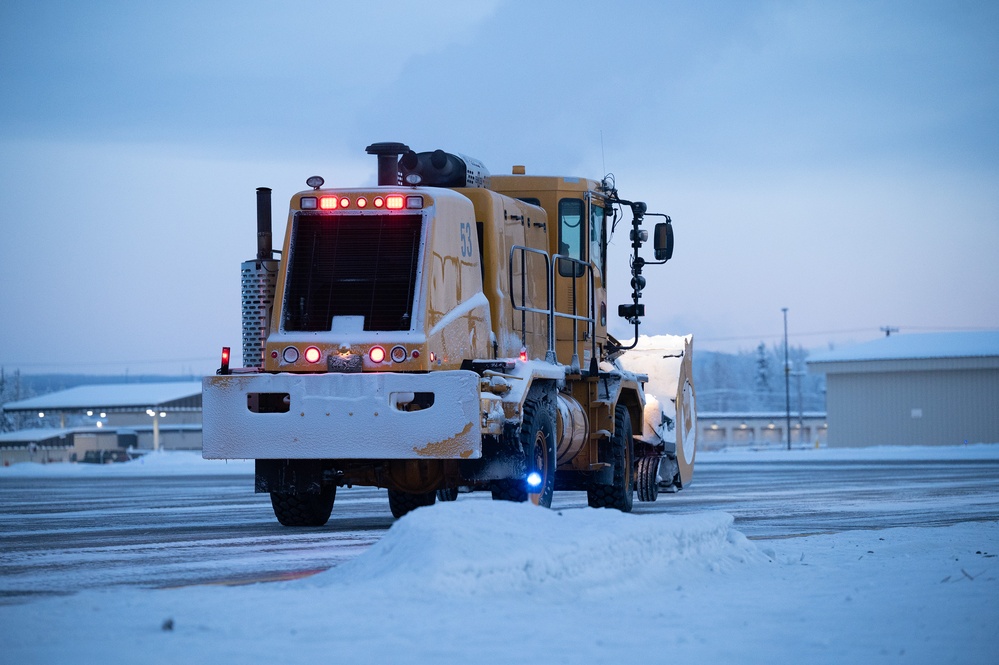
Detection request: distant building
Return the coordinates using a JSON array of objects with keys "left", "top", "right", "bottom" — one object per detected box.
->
[
  {"left": 2, "top": 382, "right": 202, "bottom": 464},
  {"left": 697, "top": 412, "right": 828, "bottom": 450},
  {"left": 807, "top": 332, "right": 999, "bottom": 447}
]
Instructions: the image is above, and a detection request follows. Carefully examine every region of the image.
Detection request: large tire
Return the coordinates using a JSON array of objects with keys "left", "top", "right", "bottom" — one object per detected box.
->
[
  {"left": 490, "top": 393, "right": 556, "bottom": 508},
  {"left": 587, "top": 404, "right": 635, "bottom": 512},
  {"left": 436, "top": 486, "right": 459, "bottom": 502},
  {"left": 637, "top": 456, "right": 661, "bottom": 502},
  {"left": 387, "top": 489, "right": 436, "bottom": 518},
  {"left": 270, "top": 488, "right": 336, "bottom": 527}
]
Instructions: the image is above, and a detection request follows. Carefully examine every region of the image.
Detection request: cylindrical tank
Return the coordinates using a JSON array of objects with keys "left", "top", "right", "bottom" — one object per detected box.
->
[
  {"left": 554, "top": 393, "right": 588, "bottom": 465},
  {"left": 241, "top": 259, "right": 278, "bottom": 368}
]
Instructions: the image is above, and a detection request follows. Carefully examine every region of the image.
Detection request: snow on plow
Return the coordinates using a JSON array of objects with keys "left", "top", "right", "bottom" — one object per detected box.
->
[{"left": 618, "top": 334, "right": 697, "bottom": 492}]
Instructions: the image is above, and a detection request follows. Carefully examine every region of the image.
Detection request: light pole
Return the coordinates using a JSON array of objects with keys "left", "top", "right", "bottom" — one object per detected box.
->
[{"left": 782, "top": 308, "right": 791, "bottom": 451}]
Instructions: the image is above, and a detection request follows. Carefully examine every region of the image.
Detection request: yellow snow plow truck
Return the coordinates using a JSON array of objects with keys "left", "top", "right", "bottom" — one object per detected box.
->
[{"left": 202, "top": 142, "right": 696, "bottom": 526}]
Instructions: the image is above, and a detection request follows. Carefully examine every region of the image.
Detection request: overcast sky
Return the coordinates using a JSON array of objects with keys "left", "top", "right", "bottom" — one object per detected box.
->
[{"left": 1, "top": 0, "right": 997, "bottom": 374}]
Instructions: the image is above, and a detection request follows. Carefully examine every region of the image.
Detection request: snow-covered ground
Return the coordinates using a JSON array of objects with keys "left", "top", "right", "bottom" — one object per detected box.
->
[{"left": 2, "top": 447, "right": 997, "bottom": 664}]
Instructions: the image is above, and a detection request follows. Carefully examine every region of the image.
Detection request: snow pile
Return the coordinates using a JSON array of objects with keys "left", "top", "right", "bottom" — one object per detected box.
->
[
  {"left": 0, "top": 450, "right": 253, "bottom": 477},
  {"left": 314, "top": 501, "right": 761, "bottom": 596},
  {"left": 701, "top": 443, "right": 999, "bottom": 462}
]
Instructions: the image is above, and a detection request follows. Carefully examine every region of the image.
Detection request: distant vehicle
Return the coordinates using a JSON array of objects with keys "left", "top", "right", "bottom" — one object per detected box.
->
[
  {"left": 80, "top": 449, "right": 132, "bottom": 464},
  {"left": 202, "top": 142, "right": 696, "bottom": 526}
]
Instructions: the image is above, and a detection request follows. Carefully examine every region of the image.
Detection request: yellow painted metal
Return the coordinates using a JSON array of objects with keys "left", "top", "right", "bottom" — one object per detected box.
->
[
  {"left": 489, "top": 174, "right": 608, "bottom": 368},
  {"left": 455, "top": 188, "right": 550, "bottom": 360},
  {"left": 261, "top": 188, "right": 491, "bottom": 373}
]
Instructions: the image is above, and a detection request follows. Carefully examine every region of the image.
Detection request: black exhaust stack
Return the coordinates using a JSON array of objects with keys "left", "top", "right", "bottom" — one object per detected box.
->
[
  {"left": 256, "top": 187, "right": 273, "bottom": 260},
  {"left": 365, "top": 142, "right": 411, "bottom": 186}
]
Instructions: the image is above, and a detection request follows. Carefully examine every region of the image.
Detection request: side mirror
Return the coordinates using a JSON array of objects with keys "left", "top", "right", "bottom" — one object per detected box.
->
[{"left": 654, "top": 221, "right": 674, "bottom": 262}]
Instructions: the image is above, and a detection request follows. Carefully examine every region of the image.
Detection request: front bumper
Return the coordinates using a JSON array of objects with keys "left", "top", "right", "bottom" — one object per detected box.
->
[{"left": 202, "top": 370, "right": 482, "bottom": 460}]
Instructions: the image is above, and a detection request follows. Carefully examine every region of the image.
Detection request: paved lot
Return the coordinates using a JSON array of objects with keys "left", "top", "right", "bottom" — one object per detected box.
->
[{"left": 2, "top": 456, "right": 997, "bottom": 603}]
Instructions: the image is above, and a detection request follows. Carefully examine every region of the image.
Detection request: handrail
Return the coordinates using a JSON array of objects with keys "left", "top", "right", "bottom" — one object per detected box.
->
[
  {"left": 508, "top": 245, "right": 597, "bottom": 370},
  {"left": 508, "top": 245, "right": 554, "bottom": 360},
  {"left": 551, "top": 255, "right": 596, "bottom": 372}
]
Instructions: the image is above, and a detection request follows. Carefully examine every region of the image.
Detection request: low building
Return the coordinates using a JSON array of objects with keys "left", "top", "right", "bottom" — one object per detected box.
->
[
  {"left": 697, "top": 411, "right": 828, "bottom": 450},
  {"left": 0, "top": 428, "right": 76, "bottom": 465},
  {"left": 2, "top": 382, "right": 203, "bottom": 459},
  {"left": 807, "top": 331, "right": 999, "bottom": 447}
]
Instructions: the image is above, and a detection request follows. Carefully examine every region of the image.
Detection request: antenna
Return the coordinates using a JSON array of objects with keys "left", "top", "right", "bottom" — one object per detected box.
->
[
  {"left": 600, "top": 130, "right": 606, "bottom": 176},
  {"left": 881, "top": 326, "right": 899, "bottom": 337}
]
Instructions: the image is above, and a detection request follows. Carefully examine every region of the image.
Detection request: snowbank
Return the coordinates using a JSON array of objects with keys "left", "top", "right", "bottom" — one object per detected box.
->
[
  {"left": 312, "top": 501, "right": 761, "bottom": 597},
  {"left": 0, "top": 450, "right": 253, "bottom": 477},
  {"left": 698, "top": 442, "right": 999, "bottom": 463},
  {"left": 2, "top": 500, "right": 995, "bottom": 664}
]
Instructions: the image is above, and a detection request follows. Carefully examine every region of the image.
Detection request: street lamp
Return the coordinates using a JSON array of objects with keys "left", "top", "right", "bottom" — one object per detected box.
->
[{"left": 782, "top": 308, "right": 791, "bottom": 451}]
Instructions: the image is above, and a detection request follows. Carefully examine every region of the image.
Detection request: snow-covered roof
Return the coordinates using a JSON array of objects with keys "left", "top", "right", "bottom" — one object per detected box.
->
[
  {"left": 0, "top": 427, "right": 77, "bottom": 444},
  {"left": 699, "top": 411, "right": 827, "bottom": 420},
  {"left": 2, "top": 382, "right": 202, "bottom": 413},
  {"left": 808, "top": 331, "right": 999, "bottom": 364}
]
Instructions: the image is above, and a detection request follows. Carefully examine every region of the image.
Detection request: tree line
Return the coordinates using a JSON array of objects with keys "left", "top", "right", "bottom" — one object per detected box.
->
[{"left": 692, "top": 343, "right": 827, "bottom": 413}]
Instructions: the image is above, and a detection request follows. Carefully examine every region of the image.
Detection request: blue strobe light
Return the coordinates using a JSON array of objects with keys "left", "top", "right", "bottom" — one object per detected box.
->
[{"left": 526, "top": 471, "right": 543, "bottom": 488}]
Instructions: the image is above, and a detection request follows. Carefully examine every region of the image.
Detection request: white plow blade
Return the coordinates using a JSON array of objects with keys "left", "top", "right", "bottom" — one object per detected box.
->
[{"left": 618, "top": 334, "right": 697, "bottom": 487}]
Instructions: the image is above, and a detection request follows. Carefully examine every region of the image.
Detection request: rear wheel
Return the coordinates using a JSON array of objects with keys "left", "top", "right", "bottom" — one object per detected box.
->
[
  {"left": 387, "top": 489, "right": 436, "bottom": 518},
  {"left": 587, "top": 404, "right": 634, "bottom": 512},
  {"left": 491, "top": 393, "right": 556, "bottom": 508},
  {"left": 436, "top": 486, "right": 459, "bottom": 502},
  {"left": 637, "top": 456, "right": 661, "bottom": 502},
  {"left": 270, "top": 488, "right": 336, "bottom": 526}
]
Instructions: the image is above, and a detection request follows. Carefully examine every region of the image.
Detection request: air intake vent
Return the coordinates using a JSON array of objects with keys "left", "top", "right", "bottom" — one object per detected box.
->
[{"left": 283, "top": 213, "right": 422, "bottom": 332}]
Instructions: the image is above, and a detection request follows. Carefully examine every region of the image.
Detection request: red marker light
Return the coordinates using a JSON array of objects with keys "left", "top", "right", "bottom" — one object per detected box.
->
[
  {"left": 219, "top": 346, "right": 231, "bottom": 375},
  {"left": 374, "top": 197, "right": 384, "bottom": 208},
  {"left": 339, "top": 196, "right": 350, "bottom": 208},
  {"left": 304, "top": 346, "right": 322, "bottom": 363},
  {"left": 319, "top": 196, "right": 337, "bottom": 210},
  {"left": 369, "top": 346, "right": 386, "bottom": 363},
  {"left": 356, "top": 197, "right": 367, "bottom": 208},
  {"left": 519, "top": 347, "right": 528, "bottom": 362},
  {"left": 386, "top": 195, "right": 404, "bottom": 210}
]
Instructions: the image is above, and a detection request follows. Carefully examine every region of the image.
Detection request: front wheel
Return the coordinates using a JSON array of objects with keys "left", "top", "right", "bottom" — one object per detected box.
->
[
  {"left": 270, "top": 488, "right": 336, "bottom": 526},
  {"left": 491, "top": 393, "right": 556, "bottom": 508},
  {"left": 637, "top": 456, "right": 661, "bottom": 502},
  {"left": 587, "top": 404, "right": 634, "bottom": 512}
]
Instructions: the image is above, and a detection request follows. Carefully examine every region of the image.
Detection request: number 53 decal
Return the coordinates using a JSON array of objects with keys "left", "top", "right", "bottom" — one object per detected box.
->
[{"left": 459, "top": 221, "right": 474, "bottom": 258}]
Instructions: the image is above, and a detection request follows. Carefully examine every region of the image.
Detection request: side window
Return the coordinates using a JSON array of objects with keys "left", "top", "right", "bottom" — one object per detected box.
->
[
  {"left": 558, "top": 198, "right": 585, "bottom": 277},
  {"left": 590, "top": 201, "right": 605, "bottom": 276}
]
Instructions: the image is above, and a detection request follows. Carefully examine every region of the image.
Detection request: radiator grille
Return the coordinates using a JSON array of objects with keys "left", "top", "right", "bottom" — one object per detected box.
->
[{"left": 283, "top": 213, "right": 422, "bottom": 332}]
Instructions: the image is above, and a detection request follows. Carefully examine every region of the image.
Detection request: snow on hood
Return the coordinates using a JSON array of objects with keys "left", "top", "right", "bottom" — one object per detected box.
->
[{"left": 306, "top": 500, "right": 763, "bottom": 597}]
